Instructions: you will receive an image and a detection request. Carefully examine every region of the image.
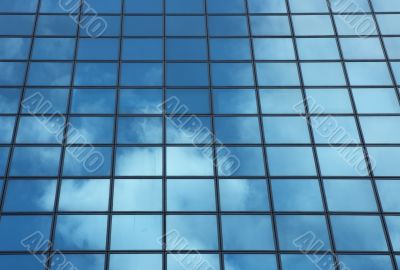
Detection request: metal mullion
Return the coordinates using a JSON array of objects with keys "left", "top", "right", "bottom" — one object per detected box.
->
[
  {"left": 162, "top": 0, "right": 167, "bottom": 269},
  {"left": 286, "top": 1, "right": 340, "bottom": 269},
  {"left": 104, "top": 0, "right": 125, "bottom": 269},
  {"left": 244, "top": 1, "right": 282, "bottom": 269},
  {"left": 204, "top": 1, "right": 225, "bottom": 269},
  {"left": 325, "top": 1, "right": 398, "bottom": 269},
  {"left": 45, "top": 0, "right": 83, "bottom": 268}
]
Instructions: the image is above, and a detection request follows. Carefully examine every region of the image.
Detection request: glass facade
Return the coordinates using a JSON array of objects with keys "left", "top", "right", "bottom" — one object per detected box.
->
[{"left": 0, "top": 0, "right": 399, "bottom": 269}]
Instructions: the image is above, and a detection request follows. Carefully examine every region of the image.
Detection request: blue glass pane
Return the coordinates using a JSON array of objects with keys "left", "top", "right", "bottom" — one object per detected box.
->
[
  {"left": 250, "top": 16, "right": 291, "bottom": 36},
  {"left": 22, "top": 88, "right": 69, "bottom": 114},
  {"left": 263, "top": 117, "right": 310, "bottom": 144},
  {"left": 207, "top": 0, "right": 245, "bottom": 13},
  {"left": 121, "top": 63, "right": 163, "bottom": 86},
  {"left": 385, "top": 216, "right": 400, "bottom": 251},
  {"left": 212, "top": 63, "right": 254, "bottom": 86},
  {"left": 0, "top": 15, "right": 35, "bottom": 35},
  {"left": 3, "top": 180, "right": 56, "bottom": 212},
  {"left": 167, "top": 147, "right": 213, "bottom": 176},
  {"left": 84, "top": 0, "right": 121, "bottom": 13},
  {"left": 80, "top": 16, "right": 121, "bottom": 37},
  {"left": 377, "top": 14, "right": 400, "bottom": 35},
  {"left": 166, "top": 16, "right": 205, "bottom": 36},
  {"left": 115, "top": 147, "right": 163, "bottom": 176},
  {"left": 361, "top": 116, "right": 400, "bottom": 143},
  {"left": 113, "top": 179, "right": 162, "bottom": 211},
  {"left": 272, "top": 180, "right": 324, "bottom": 211},
  {"left": 222, "top": 215, "right": 274, "bottom": 250},
  {"left": 248, "top": 0, "right": 287, "bottom": 13},
  {"left": 0, "top": 117, "right": 15, "bottom": 144},
  {"left": 311, "top": 116, "right": 360, "bottom": 144},
  {"left": 169, "top": 254, "right": 220, "bottom": 270},
  {"left": 372, "top": 0, "right": 400, "bottom": 11},
  {"left": 124, "top": 16, "right": 163, "bottom": 36},
  {"left": 289, "top": 0, "right": 328, "bottom": 12},
  {"left": 331, "top": 216, "right": 388, "bottom": 251},
  {"left": 0, "top": 62, "right": 26, "bottom": 85},
  {"left": 0, "top": 0, "right": 38, "bottom": 12},
  {"left": 0, "top": 89, "right": 21, "bottom": 113},
  {"left": 330, "top": 0, "right": 370, "bottom": 12},
  {"left": 167, "top": 117, "right": 212, "bottom": 144},
  {"left": 306, "top": 89, "right": 353, "bottom": 114},
  {"left": 297, "top": 38, "right": 340, "bottom": 60},
  {"left": 215, "top": 117, "right": 261, "bottom": 144},
  {"left": 167, "top": 215, "right": 218, "bottom": 250},
  {"left": 167, "top": 179, "right": 215, "bottom": 211},
  {"left": 118, "top": 117, "right": 162, "bottom": 144},
  {"left": 71, "top": 89, "right": 116, "bottom": 114},
  {"left": 267, "top": 147, "right": 317, "bottom": 176},
  {"left": 36, "top": 15, "right": 77, "bottom": 35},
  {"left": 317, "top": 147, "right": 368, "bottom": 176},
  {"left": 58, "top": 179, "right": 110, "bottom": 211},
  {"left": 111, "top": 215, "right": 162, "bottom": 250},
  {"left": 67, "top": 117, "right": 114, "bottom": 144},
  {"left": 54, "top": 215, "right": 107, "bottom": 250},
  {"left": 40, "top": 0, "right": 80, "bottom": 13},
  {"left": 346, "top": 62, "right": 392, "bottom": 86},
  {"left": 32, "top": 38, "right": 75, "bottom": 60},
  {"left": 219, "top": 179, "right": 269, "bottom": 211},
  {"left": 167, "top": 63, "right": 208, "bottom": 86},
  {"left": 324, "top": 180, "right": 377, "bottom": 212},
  {"left": 301, "top": 63, "right": 346, "bottom": 86},
  {"left": 281, "top": 254, "right": 334, "bottom": 270},
  {"left": 293, "top": 15, "right": 334, "bottom": 35},
  {"left": 51, "top": 254, "right": 105, "bottom": 270},
  {"left": 62, "top": 147, "right": 112, "bottom": 177},
  {"left": 17, "top": 116, "right": 65, "bottom": 144},
  {"left": 276, "top": 215, "right": 331, "bottom": 251},
  {"left": 213, "top": 89, "right": 257, "bottom": 114},
  {"left": 377, "top": 180, "right": 400, "bottom": 212},
  {"left": 254, "top": 38, "right": 295, "bottom": 60},
  {"left": 0, "top": 216, "right": 52, "bottom": 251},
  {"left": 166, "top": 38, "right": 207, "bottom": 60},
  {"left": 338, "top": 255, "right": 393, "bottom": 270},
  {"left": 125, "top": 0, "right": 163, "bottom": 13},
  {"left": 256, "top": 63, "right": 300, "bottom": 86},
  {"left": 28, "top": 63, "right": 72, "bottom": 86},
  {"left": 119, "top": 89, "right": 162, "bottom": 114},
  {"left": 368, "top": 147, "right": 400, "bottom": 176},
  {"left": 123, "top": 38, "right": 163, "bottom": 60},
  {"left": 10, "top": 147, "right": 61, "bottom": 177},
  {"left": 0, "top": 38, "right": 31, "bottom": 59},
  {"left": 224, "top": 254, "right": 277, "bottom": 270},
  {"left": 77, "top": 39, "right": 119, "bottom": 60},
  {"left": 392, "top": 62, "right": 400, "bottom": 85},
  {"left": 166, "top": 0, "right": 204, "bottom": 13},
  {"left": 210, "top": 38, "right": 251, "bottom": 60},
  {"left": 74, "top": 63, "right": 118, "bottom": 86},
  {"left": 0, "top": 255, "right": 45, "bottom": 270},
  {"left": 109, "top": 254, "right": 162, "bottom": 270},
  {"left": 208, "top": 16, "right": 248, "bottom": 36},
  {"left": 341, "top": 38, "right": 384, "bottom": 59},
  {"left": 334, "top": 15, "right": 377, "bottom": 36},
  {"left": 218, "top": 147, "right": 265, "bottom": 177},
  {"left": 384, "top": 38, "right": 400, "bottom": 59},
  {"left": 0, "top": 147, "right": 9, "bottom": 176},
  {"left": 166, "top": 89, "right": 210, "bottom": 114},
  {"left": 260, "top": 89, "right": 304, "bottom": 114}
]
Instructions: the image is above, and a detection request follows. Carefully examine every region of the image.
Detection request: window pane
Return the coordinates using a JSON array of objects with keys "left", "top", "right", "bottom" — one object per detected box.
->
[
  {"left": 167, "top": 179, "right": 215, "bottom": 211},
  {"left": 36, "top": 15, "right": 77, "bottom": 35},
  {"left": 58, "top": 179, "right": 110, "bottom": 211},
  {"left": 40, "top": 0, "right": 80, "bottom": 13},
  {"left": 169, "top": 254, "right": 220, "bottom": 270},
  {"left": 67, "top": 117, "right": 114, "bottom": 144},
  {"left": 215, "top": 117, "right": 261, "bottom": 144},
  {"left": 32, "top": 38, "right": 75, "bottom": 60},
  {"left": 297, "top": 38, "right": 340, "bottom": 60},
  {"left": 111, "top": 215, "right": 162, "bottom": 250},
  {"left": 121, "top": 63, "right": 163, "bottom": 86},
  {"left": 0, "top": 216, "right": 52, "bottom": 251},
  {"left": 166, "top": 89, "right": 210, "bottom": 114},
  {"left": 0, "top": 38, "right": 31, "bottom": 60},
  {"left": 77, "top": 39, "right": 119, "bottom": 60},
  {"left": 3, "top": 180, "right": 56, "bottom": 212},
  {"left": 222, "top": 215, "right": 274, "bottom": 250},
  {"left": 28, "top": 63, "right": 72, "bottom": 86},
  {"left": 0, "top": 62, "right": 27, "bottom": 86},
  {"left": 311, "top": 116, "right": 360, "bottom": 144},
  {"left": 256, "top": 63, "right": 300, "bottom": 86},
  {"left": 125, "top": 0, "right": 163, "bottom": 13},
  {"left": 276, "top": 215, "right": 330, "bottom": 251},
  {"left": 0, "top": 89, "right": 21, "bottom": 113},
  {"left": 331, "top": 216, "right": 388, "bottom": 251},
  {"left": 167, "top": 117, "right": 212, "bottom": 144},
  {"left": 210, "top": 38, "right": 251, "bottom": 60},
  {"left": 16, "top": 116, "right": 64, "bottom": 144},
  {"left": 306, "top": 89, "right": 353, "bottom": 114},
  {"left": 71, "top": 89, "right": 116, "bottom": 114},
  {"left": 248, "top": 0, "right": 287, "bottom": 13},
  {"left": 22, "top": 88, "right": 69, "bottom": 114},
  {"left": 0, "top": 148, "right": 9, "bottom": 176},
  {"left": 263, "top": 117, "right": 310, "bottom": 144},
  {"left": 224, "top": 254, "right": 277, "bottom": 270},
  {"left": 119, "top": 89, "right": 162, "bottom": 114},
  {"left": 217, "top": 147, "right": 265, "bottom": 177},
  {"left": 166, "top": 0, "right": 204, "bottom": 13},
  {"left": 51, "top": 254, "right": 105, "bottom": 270},
  {"left": 0, "top": 15, "right": 35, "bottom": 35},
  {"left": 385, "top": 216, "right": 400, "bottom": 251},
  {"left": 360, "top": 116, "right": 400, "bottom": 143},
  {"left": 384, "top": 38, "right": 400, "bottom": 59},
  {"left": 207, "top": 0, "right": 245, "bottom": 13},
  {"left": 84, "top": 0, "right": 121, "bottom": 13},
  {"left": 272, "top": 179, "right": 324, "bottom": 212},
  {"left": 110, "top": 254, "right": 162, "bottom": 270},
  {"left": 250, "top": 16, "right": 291, "bottom": 36},
  {"left": 369, "top": 147, "right": 400, "bottom": 176},
  {"left": 281, "top": 254, "right": 334, "bottom": 270},
  {"left": 346, "top": 62, "right": 392, "bottom": 86},
  {"left": 166, "top": 38, "right": 207, "bottom": 60},
  {"left": 340, "top": 38, "right": 384, "bottom": 59},
  {"left": 115, "top": 147, "right": 163, "bottom": 176},
  {"left": 293, "top": 15, "right": 334, "bottom": 35},
  {"left": 220, "top": 179, "right": 269, "bottom": 211},
  {"left": 267, "top": 147, "right": 317, "bottom": 176},
  {"left": 289, "top": 0, "right": 328, "bottom": 12},
  {"left": 260, "top": 89, "right": 304, "bottom": 114},
  {"left": 0, "top": 255, "right": 45, "bottom": 270},
  {"left": 324, "top": 180, "right": 377, "bottom": 212},
  {"left": 113, "top": 180, "right": 162, "bottom": 211},
  {"left": 54, "top": 215, "right": 107, "bottom": 250},
  {"left": 124, "top": 16, "right": 163, "bottom": 36},
  {"left": 167, "top": 215, "right": 218, "bottom": 250},
  {"left": 338, "top": 255, "right": 393, "bottom": 270},
  {"left": 10, "top": 147, "right": 61, "bottom": 177},
  {"left": 377, "top": 180, "right": 400, "bottom": 212},
  {"left": 0, "top": 117, "right": 15, "bottom": 144},
  {"left": 335, "top": 15, "right": 377, "bottom": 36},
  {"left": 213, "top": 89, "right": 257, "bottom": 114},
  {"left": 74, "top": 63, "right": 118, "bottom": 86},
  {"left": 254, "top": 38, "right": 295, "bottom": 60},
  {"left": 377, "top": 14, "right": 400, "bottom": 35},
  {"left": 212, "top": 63, "right": 254, "bottom": 86},
  {"left": 167, "top": 147, "right": 213, "bottom": 176},
  {"left": 0, "top": 0, "right": 38, "bottom": 12},
  {"left": 123, "top": 38, "right": 163, "bottom": 60},
  {"left": 301, "top": 63, "right": 346, "bottom": 86},
  {"left": 166, "top": 16, "right": 205, "bottom": 36},
  {"left": 167, "top": 63, "right": 208, "bottom": 86},
  {"left": 208, "top": 16, "right": 248, "bottom": 36},
  {"left": 118, "top": 117, "right": 162, "bottom": 144}
]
